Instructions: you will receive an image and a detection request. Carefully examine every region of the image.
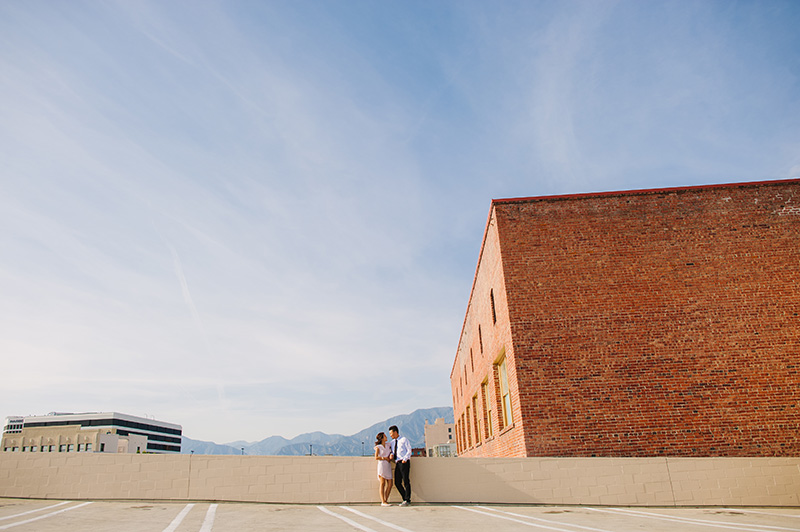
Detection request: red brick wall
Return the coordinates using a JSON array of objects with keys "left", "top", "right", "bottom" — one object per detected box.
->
[
  {"left": 452, "top": 210, "right": 527, "bottom": 457},
  {"left": 492, "top": 180, "right": 800, "bottom": 456}
]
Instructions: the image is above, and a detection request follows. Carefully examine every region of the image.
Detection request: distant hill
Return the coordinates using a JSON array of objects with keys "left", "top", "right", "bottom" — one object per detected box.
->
[
  {"left": 180, "top": 438, "right": 241, "bottom": 455},
  {"left": 181, "top": 406, "right": 454, "bottom": 456}
]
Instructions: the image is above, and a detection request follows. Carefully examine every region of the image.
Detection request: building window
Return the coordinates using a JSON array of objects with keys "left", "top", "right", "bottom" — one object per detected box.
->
[
  {"left": 67, "top": 444, "right": 75, "bottom": 452},
  {"left": 490, "top": 289, "right": 497, "bottom": 324},
  {"left": 59, "top": 444, "right": 66, "bottom": 452},
  {"left": 482, "top": 380, "right": 493, "bottom": 439},
  {"left": 78, "top": 444, "right": 84, "bottom": 452},
  {"left": 472, "top": 394, "right": 480, "bottom": 445},
  {"left": 86, "top": 443, "right": 92, "bottom": 452},
  {"left": 478, "top": 325, "right": 483, "bottom": 353},
  {"left": 469, "top": 348, "right": 474, "bottom": 373},
  {"left": 461, "top": 414, "right": 467, "bottom": 450},
  {"left": 99, "top": 443, "right": 105, "bottom": 452},
  {"left": 498, "top": 356, "right": 513, "bottom": 428},
  {"left": 466, "top": 406, "right": 472, "bottom": 448}
]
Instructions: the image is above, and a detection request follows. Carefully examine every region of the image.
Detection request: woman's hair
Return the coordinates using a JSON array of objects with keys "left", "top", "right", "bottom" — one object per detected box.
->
[{"left": 375, "top": 432, "right": 385, "bottom": 446}]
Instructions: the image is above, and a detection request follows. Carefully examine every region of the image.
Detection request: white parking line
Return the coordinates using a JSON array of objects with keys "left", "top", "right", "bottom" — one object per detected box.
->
[
  {"left": 317, "top": 506, "right": 379, "bottom": 532},
  {"left": 720, "top": 509, "right": 800, "bottom": 520},
  {"left": 454, "top": 505, "right": 582, "bottom": 532},
  {"left": 476, "top": 506, "right": 619, "bottom": 532},
  {"left": 339, "top": 506, "right": 416, "bottom": 532},
  {"left": 587, "top": 507, "right": 798, "bottom": 532},
  {"left": 0, "top": 502, "right": 92, "bottom": 530},
  {"left": 0, "top": 501, "right": 70, "bottom": 521},
  {"left": 199, "top": 504, "right": 218, "bottom": 532},
  {"left": 162, "top": 503, "right": 195, "bottom": 532}
]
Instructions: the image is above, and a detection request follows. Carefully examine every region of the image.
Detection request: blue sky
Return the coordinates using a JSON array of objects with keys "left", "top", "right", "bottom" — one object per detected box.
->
[{"left": 1, "top": 0, "right": 798, "bottom": 443}]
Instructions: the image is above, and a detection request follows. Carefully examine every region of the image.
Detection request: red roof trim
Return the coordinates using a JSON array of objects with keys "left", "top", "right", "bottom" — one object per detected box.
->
[{"left": 492, "top": 178, "right": 800, "bottom": 206}]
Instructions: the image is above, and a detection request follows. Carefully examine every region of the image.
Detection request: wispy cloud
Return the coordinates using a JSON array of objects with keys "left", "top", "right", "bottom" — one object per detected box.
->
[{"left": 166, "top": 239, "right": 214, "bottom": 357}]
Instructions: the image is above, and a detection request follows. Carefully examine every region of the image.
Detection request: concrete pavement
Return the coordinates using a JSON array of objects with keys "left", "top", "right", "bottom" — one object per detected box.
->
[{"left": 1, "top": 498, "right": 799, "bottom": 531}]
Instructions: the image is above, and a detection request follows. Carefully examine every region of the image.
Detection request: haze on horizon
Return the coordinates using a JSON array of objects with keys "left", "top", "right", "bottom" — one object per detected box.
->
[{"left": 1, "top": 1, "right": 798, "bottom": 442}]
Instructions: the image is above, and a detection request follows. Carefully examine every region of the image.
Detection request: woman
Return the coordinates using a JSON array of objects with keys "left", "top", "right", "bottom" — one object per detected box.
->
[{"left": 374, "top": 432, "right": 393, "bottom": 506}]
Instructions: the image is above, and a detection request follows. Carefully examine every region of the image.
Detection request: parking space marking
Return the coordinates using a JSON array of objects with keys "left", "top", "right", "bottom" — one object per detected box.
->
[
  {"left": 454, "top": 505, "right": 581, "bottom": 531},
  {"left": 199, "top": 504, "right": 218, "bottom": 532},
  {"left": 317, "top": 506, "right": 379, "bottom": 532},
  {"left": 587, "top": 507, "right": 797, "bottom": 532},
  {"left": 162, "top": 503, "right": 195, "bottom": 532},
  {"left": 0, "top": 501, "right": 70, "bottom": 521},
  {"left": 475, "top": 506, "right": 617, "bottom": 532},
  {"left": 0, "top": 502, "right": 92, "bottom": 530},
  {"left": 720, "top": 509, "right": 800, "bottom": 520},
  {"left": 339, "top": 506, "right": 416, "bottom": 532}
]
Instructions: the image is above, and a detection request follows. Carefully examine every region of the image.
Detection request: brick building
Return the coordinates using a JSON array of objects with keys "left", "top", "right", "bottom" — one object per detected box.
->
[{"left": 451, "top": 179, "right": 800, "bottom": 457}]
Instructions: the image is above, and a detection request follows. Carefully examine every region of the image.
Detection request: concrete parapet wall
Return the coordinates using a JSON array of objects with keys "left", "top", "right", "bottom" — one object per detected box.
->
[{"left": 1, "top": 454, "right": 798, "bottom": 506}]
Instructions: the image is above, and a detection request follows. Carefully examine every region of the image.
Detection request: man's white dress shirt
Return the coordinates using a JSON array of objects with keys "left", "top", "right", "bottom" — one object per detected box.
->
[{"left": 393, "top": 436, "right": 412, "bottom": 462}]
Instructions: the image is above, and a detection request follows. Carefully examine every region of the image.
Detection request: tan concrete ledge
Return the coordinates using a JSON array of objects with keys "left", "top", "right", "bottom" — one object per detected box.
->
[{"left": 1, "top": 454, "right": 798, "bottom": 506}]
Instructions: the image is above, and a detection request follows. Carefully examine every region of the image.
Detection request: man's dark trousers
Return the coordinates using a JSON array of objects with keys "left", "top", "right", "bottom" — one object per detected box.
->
[{"left": 394, "top": 460, "right": 411, "bottom": 503}]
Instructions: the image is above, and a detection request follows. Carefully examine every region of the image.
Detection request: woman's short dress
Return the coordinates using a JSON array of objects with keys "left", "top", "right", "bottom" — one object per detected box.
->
[{"left": 376, "top": 443, "right": 393, "bottom": 480}]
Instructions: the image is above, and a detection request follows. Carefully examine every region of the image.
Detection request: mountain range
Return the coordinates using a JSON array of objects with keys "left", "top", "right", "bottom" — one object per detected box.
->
[{"left": 181, "top": 406, "right": 454, "bottom": 456}]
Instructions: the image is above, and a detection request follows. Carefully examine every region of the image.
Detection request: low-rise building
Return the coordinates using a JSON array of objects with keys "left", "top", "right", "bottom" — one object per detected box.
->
[
  {"left": 429, "top": 442, "right": 457, "bottom": 458},
  {"left": 2, "top": 412, "right": 181, "bottom": 454},
  {"left": 424, "top": 417, "right": 456, "bottom": 457}
]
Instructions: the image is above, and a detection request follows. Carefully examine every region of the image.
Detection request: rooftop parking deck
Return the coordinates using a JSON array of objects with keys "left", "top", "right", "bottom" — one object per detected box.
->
[{"left": 1, "top": 499, "right": 800, "bottom": 532}]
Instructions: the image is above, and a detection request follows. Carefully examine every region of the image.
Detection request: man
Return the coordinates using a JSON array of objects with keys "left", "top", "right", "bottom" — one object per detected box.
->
[{"left": 389, "top": 425, "right": 411, "bottom": 506}]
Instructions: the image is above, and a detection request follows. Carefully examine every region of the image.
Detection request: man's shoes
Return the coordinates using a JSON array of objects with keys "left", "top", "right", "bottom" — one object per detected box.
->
[{"left": 399, "top": 501, "right": 410, "bottom": 507}]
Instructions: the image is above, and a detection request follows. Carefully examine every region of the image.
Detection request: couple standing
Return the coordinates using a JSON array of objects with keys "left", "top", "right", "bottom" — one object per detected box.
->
[{"left": 374, "top": 425, "right": 411, "bottom": 507}]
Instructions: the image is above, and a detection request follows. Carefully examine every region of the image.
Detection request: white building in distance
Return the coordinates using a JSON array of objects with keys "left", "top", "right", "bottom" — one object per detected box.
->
[
  {"left": 2, "top": 412, "right": 181, "bottom": 454},
  {"left": 424, "top": 417, "right": 457, "bottom": 457}
]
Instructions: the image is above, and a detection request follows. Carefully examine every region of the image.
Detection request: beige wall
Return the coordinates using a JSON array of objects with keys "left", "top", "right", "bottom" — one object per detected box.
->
[
  {"left": 1, "top": 453, "right": 798, "bottom": 506},
  {"left": 2, "top": 424, "right": 101, "bottom": 453}
]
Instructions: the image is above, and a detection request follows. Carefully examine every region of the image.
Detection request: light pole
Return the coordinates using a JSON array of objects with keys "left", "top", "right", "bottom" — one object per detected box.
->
[
  {"left": 361, "top": 441, "right": 364, "bottom": 456},
  {"left": 241, "top": 447, "right": 244, "bottom": 455}
]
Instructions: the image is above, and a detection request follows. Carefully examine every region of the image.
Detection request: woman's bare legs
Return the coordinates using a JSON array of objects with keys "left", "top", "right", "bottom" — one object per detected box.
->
[
  {"left": 379, "top": 477, "right": 388, "bottom": 504},
  {"left": 383, "top": 477, "right": 392, "bottom": 503}
]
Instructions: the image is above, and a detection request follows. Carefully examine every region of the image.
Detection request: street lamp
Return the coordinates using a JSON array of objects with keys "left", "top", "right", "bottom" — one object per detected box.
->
[{"left": 361, "top": 441, "right": 364, "bottom": 456}]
